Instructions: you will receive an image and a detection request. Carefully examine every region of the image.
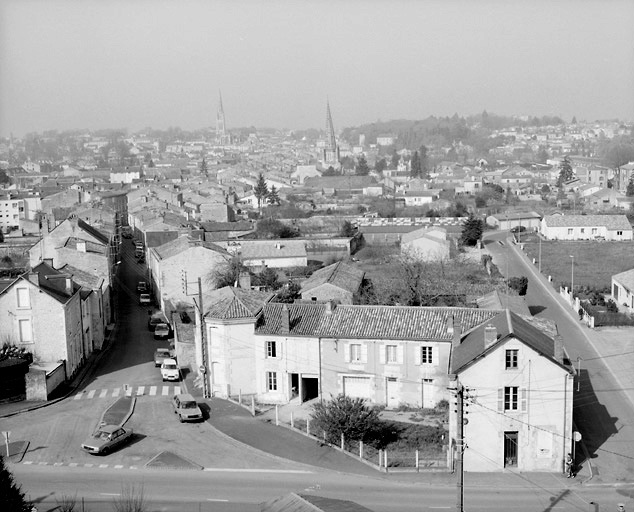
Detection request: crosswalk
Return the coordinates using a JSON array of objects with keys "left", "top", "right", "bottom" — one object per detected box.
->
[{"left": 73, "top": 385, "right": 182, "bottom": 400}]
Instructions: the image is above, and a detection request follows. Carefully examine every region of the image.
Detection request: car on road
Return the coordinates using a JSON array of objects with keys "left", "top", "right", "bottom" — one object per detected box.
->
[
  {"left": 81, "top": 425, "right": 133, "bottom": 455},
  {"left": 154, "top": 323, "right": 170, "bottom": 340},
  {"left": 172, "top": 393, "right": 203, "bottom": 422},
  {"left": 139, "top": 293, "right": 151, "bottom": 305},
  {"left": 161, "top": 358, "right": 180, "bottom": 382},
  {"left": 148, "top": 314, "right": 165, "bottom": 331},
  {"left": 510, "top": 226, "right": 526, "bottom": 233},
  {"left": 137, "top": 281, "right": 147, "bottom": 293},
  {"left": 154, "top": 348, "right": 173, "bottom": 367}
]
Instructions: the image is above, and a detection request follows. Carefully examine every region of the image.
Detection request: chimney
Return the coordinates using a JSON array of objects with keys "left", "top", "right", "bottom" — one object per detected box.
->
[
  {"left": 65, "top": 277, "right": 73, "bottom": 295},
  {"left": 325, "top": 300, "right": 336, "bottom": 314},
  {"left": 553, "top": 334, "right": 564, "bottom": 363},
  {"left": 281, "top": 304, "right": 290, "bottom": 333},
  {"left": 238, "top": 272, "right": 251, "bottom": 289},
  {"left": 76, "top": 240, "right": 87, "bottom": 252},
  {"left": 484, "top": 324, "right": 498, "bottom": 349},
  {"left": 275, "top": 242, "right": 282, "bottom": 250}
]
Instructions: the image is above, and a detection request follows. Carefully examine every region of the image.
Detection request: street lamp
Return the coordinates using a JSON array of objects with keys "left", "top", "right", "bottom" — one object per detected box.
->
[{"left": 570, "top": 255, "right": 575, "bottom": 300}]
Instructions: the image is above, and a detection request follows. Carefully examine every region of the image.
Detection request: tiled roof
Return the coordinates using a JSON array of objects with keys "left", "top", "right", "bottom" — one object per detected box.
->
[
  {"left": 401, "top": 226, "right": 448, "bottom": 244},
  {"left": 59, "top": 264, "right": 104, "bottom": 289},
  {"left": 543, "top": 214, "right": 632, "bottom": 230},
  {"left": 476, "top": 290, "right": 531, "bottom": 316},
  {"left": 204, "top": 287, "right": 274, "bottom": 320},
  {"left": 262, "top": 493, "right": 374, "bottom": 512},
  {"left": 255, "top": 303, "right": 499, "bottom": 340},
  {"left": 613, "top": 268, "right": 634, "bottom": 292},
  {"left": 300, "top": 261, "right": 364, "bottom": 294},
  {"left": 153, "top": 235, "right": 227, "bottom": 260},
  {"left": 76, "top": 218, "right": 109, "bottom": 244},
  {"left": 63, "top": 237, "right": 107, "bottom": 254},
  {"left": 451, "top": 310, "right": 563, "bottom": 373},
  {"left": 239, "top": 240, "right": 307, "bottom": 259}
]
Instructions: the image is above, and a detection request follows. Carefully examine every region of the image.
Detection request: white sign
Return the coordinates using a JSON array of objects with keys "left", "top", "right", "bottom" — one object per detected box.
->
[{"left": 573, "top": 431, "right": 582, "bottom": 442}]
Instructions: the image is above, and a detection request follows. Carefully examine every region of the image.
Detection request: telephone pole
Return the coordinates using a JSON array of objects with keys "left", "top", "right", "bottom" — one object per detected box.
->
[
  {"left": 181, "top": 271, "right": 210, "bottom": 398},
  {"left": 456, "top": 382, "right": 465, "bottom": 512}
]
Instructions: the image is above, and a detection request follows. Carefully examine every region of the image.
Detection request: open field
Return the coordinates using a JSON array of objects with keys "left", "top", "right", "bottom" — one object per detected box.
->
[{"left": 520, "top": 234, "right": 634, "bottom": 291}]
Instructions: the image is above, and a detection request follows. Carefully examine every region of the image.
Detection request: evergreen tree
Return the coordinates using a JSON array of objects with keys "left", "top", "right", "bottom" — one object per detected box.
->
[
  {"left": 374, "top": 157, "right": 387, "bottom": 173},
  {"left": 557, "top": 156, "right": 574, "bottom": 187},
  {"left": 410, "top": 151, "right": 421, "bottom": 178},
  {"left": 419, "top": 145, "right": 429, "bottom": 178},
  {"left": 267, "top": 185, "right": 281, "bottom": 205},
  {"left": 339, "top": 220, "right": 356, "bottom": 237},
  {"left": 390, "top": 149, "right": 400, "bottom": 169},
  {"left": 355, "top": 154, "right": 369, "bottom": 176},
  {"left": 254, "top": 173, "right": 269, "bottom": 210},
  {"left": 627, "top": 179, "right": 634, "bottom": 197},
  {"left": 460, "top": 213, "right": 484, "bottom": 246},
  {"left": 0, "top": 455, "right": 31, "bottom": 512}
]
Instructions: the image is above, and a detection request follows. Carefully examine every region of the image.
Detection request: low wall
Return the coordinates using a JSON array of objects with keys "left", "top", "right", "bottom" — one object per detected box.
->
[{"left": 25, "top": 362, "right": 66, "bottom": 401}]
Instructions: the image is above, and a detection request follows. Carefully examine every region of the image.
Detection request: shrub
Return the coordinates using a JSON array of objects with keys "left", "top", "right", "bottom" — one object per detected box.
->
[{"left": 310, "top": 395, "right": 382, "bottom": 446}]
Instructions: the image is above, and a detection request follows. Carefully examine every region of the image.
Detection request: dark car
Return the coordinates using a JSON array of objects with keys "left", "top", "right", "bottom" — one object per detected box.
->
[
  {"left": 81, "top": 425, "right": 133, "bottom": 455},
  {"left": 510, "top": 226, "right": 526, "bottom": 233}
]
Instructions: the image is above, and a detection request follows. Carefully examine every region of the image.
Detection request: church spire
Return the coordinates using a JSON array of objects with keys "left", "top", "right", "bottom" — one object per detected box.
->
[
  {"left": 216, "top": 91, "right": 230, "bottom": 146},
  {"left": 323, "top": 99, "right": 339, "bottom": 166}
]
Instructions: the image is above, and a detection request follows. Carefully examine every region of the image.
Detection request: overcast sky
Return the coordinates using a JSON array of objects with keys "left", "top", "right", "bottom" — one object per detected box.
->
[{"left": 1, "top": 0, "right": 633, "bottom": 137}]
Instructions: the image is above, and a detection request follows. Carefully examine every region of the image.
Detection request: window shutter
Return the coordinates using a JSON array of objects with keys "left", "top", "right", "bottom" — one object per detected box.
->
[
  {"left": 265, "top": 341, "right": 269, "bottom": 358},
  {"left": 498, "top": 388, "right": 504, "bottom": 411},
  {"left": 521, "top": 388, "right": 527, "bottom": 412},
  {"left": 415, "top": 345, "right": 422, "bottom": 365},
  {"left": 379, "top": 344, "right": 386, "bottom": 364},
  {"left": 344, "top": 343, "right": 350, "bottom": 363},
  {"left": 397, "top": 344, "right": 404, "bottom": 364},
  {"left": 432, "top": 346, "right": 439, "bottom": 366},
  {"left": 361, "top": 344, "right": 368, "bottom": 363},
  {"left": 277, "top": 341, "right": 282, "bottom": 359}
]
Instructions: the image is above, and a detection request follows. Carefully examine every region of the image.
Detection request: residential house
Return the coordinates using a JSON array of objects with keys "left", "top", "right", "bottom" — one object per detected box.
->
[
  {"left": 611, "top": 268, "right": 634, "bottom": 311},
  {"left": 299, "top": 261, "right": 365, "bottom": 305},
  {"left": 291, "top": 165, "right": 321, "bottom": 185},
  {"left": 585, "top": 188, "right": 624, "bottom": 211},
  {"left": 486, "top": 211, "right": 541, "bottom": 231},
  {"left": 449, "top": 311, "right": 574, "bottom": 472},
  {"left": 0, "top": 263, "right": 86, "bottom": 378},
  {"left": 147, "top": 235, "right": 230, "bottom": 312},
  {"left": 400, "top": 227, "right": 452, "bottom": 261},
  {"left": 0, "top": 193, "right": 23, "bottom": 232},
  {"left": 395, "top": 189, "right": 440, "bottom": 207},
  {"left": 217, "top": 239, "right": 308, "bottom": 270},
  {"left": 540, "top": 214, "right": 633, "bottom": 241}
]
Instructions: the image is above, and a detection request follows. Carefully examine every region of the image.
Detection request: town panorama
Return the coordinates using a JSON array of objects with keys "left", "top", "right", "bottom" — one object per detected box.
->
[{"left": 1, "top": 103, "right": 634, "bottom": 512}]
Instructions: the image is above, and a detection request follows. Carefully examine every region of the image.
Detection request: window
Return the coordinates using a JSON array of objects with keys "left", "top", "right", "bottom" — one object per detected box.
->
[
  {"left": 266, "top": 341, "right": 277, "bottom": 358},
  {"left": 16, "top": 288, "right": 30, "bottom": 308},
  {"left": 505, "top": 349, "right": 518, "bottom": 369},
  {"left": 617, "top": 231, "right": 623, "bottom": 236},
  {"left": 350, "top": 344, "right": 361, "bottom": 362},
  {"left": 421, "top": 346, "right": 433, "bottom": 364},
  {"left": 592, "top": 228, "right": 597, "bottom": 234},
  {"left": 386, "top": 345, "right": 397, "bottom": 363},
  {"left": 567, "top": 229, "right": 573, "bottom": 235},
  {"left": 504, "top": 386, "right": 518, "bottom": 411},
  {"left": 266, "top": 372, "right": 277, "bottom": 391},
  {"left": 18, "top": 319, "right": 32, "bottom": 343},
  {"left": 580, "top": 228, "right": 585, "bottom": 233}
]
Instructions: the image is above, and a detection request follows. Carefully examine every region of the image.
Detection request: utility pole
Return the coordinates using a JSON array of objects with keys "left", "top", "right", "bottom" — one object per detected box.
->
[
  {"left": 456, "top": 381, "right": 465, "bottom": 512},
  {"left": 182, "top": 272, "right": 210, "bottom": 398}
]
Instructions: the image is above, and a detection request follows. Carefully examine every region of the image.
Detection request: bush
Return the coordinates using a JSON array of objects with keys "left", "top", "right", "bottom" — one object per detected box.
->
[
  {"left": 507, "top": 276, "right": 528, "bottom": 296},
  {"left": 310, "top": 395, "right": 382, "bottom": 445},
  {"left": 606, "top": 299, "right": 619, "bottom": 313}
]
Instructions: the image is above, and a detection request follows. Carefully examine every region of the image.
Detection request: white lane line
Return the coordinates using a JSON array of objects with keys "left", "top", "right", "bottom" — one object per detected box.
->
[
  {"left": 74, "top": 393, "right": 83, "bottom": 400},
  {"left": 99, "top": 389, "right": 108, "bottom": 398},
  {"left": 68, "top": 463, "right": 78, "bottom": 467},
  {"left": 149, "top": 386, "right": 157, "bottom": 396},
  {"left": 23, "top": 461, "right": 33, "bottom": 465},
  {"left": 207, "top": 499, "right": 229, "bottom": 502},
  {"left": 114, "top": 465, "right": 124, "bottom": 469},
  {"left": 99, "top": 464, "right": 108, "bottom": 468},
  {"left": 162, "top": 386, "right": 169, "bottom": 396},
  {"left": 429, "top": 508, "right": 451, "bottom": 510},
  {"left": 137, "top": 386, "right": 145, "bottom": 395},
  {"left": 112, "top": 388, "right": 120, "bottom": 397},
  {"left": 84, "top": 463, "right": 94, "bottom": 468},
  {"left": 87, "top": 390, "right": 96, "bottom": 399},
  {"left": 203, "top": 468, "right": 313, "bottom": 474},
  {"left": 174, "top": 385, "right": 181, "bottom": 394},
  {"left": 53, "top": 462, "right": 63, "bottom": 466}
]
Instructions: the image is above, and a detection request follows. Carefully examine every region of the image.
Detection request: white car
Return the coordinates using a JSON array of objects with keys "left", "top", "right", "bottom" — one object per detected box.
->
[
  {"left": 161, "top": 358, "right": 179, "bottom": 382},
  {"left": 139, "top": 293, "right": 151, "bottom": 305}
]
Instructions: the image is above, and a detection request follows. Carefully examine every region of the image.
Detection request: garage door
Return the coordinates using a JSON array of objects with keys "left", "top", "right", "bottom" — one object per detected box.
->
[{"left": 343, "top": 376, "right": 372, "bottom": 399}]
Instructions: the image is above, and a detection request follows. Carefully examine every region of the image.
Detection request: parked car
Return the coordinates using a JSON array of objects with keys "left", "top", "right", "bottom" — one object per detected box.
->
[
  {"left": 172, "top": 393, "right": 203, "bottom": 422},
  {"left": 161, "top": 358, "right": 180, "bottom": 382},
  {"left": 81, "top": 425, "right": 133, "bottom": 455},
  {"left": 148, "top": 315, "right": 165, "bottom": 331},
  {"left": 154, "top": 348, "right": 173, "bottom": 367},
  {"left": 154, "top": 323, "right": 170, "bottom": 340},
  {"left": 137, "top": 281, "right": 147, "bottom": 293},
  {"left": 510, "top": 226, "right": 526, "bottom": 233},
  {"left": 139, "top": 293, "right": 151, "bottom": 305}
]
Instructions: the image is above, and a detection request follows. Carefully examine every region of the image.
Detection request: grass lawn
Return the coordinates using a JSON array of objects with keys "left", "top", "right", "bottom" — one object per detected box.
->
[{"left": 520, "top": 234, "right": 634, "bottom": 292}]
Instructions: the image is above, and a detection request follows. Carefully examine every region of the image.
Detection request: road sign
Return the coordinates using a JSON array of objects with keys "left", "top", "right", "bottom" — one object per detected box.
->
[{"left": 573, "top": 431, "right": 582, "bottom": 442}]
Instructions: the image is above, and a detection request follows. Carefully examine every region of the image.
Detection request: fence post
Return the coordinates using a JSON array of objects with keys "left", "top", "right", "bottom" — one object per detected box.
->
[
  {"left": 290, "top": 412, "right": 294, "bottom": 429},
  {"left": 251, "top": 396, "right": 255, "bottom": 415},
  {"left": 341, "top": 432, "right": 345, "bottom": 450},
  {"left": 378, "top": 450, "right": 382, "bottom": 468},
  {"left": 384, "top": 449, "right": 388, "bottom": 471},
  {"left": 307, "top": 419, "right": 310, "bottom": 436},
  {"left": 416, "top": 449, "right": 419, "bottom": 471},
  {"left": 359, "top": 440, "right": 363, "bottom": 459},
  {"left": 275, "top": 405, "right": 279, "bottom": 426},
  {"left": 238, "top": 389, "right": 242, "bottom": 405}
]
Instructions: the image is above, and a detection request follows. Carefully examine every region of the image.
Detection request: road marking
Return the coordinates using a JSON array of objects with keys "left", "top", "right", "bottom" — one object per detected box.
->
[
  {"left": 87, "top": 390, "right": 96, "bottom": 399},
  {"left": 429, "top": 507, "right": 451, "bottom": 510},
  {"left": 114, "top": 465, "right": 124, "bottom": 469},
  {"left": 38, "top": 462, "right": 48, "bottom": 465},
  {"left": 53, "top": 462, "right": 63, "bottom": 466},
  {"left": 112, "top": 388, "right": 120, "bottom": 397},
  {"left": 99, "top": 389, "right": 108, "bottom": 398},
  {"left": 129, "top": 465, "right": 139, "bottom": 470},
  {"left": 99, "top": 464, "right": 108, "bottom": 468},
  {"left": 74, "top": 393, "right": 83, "bottom": 400},
  {"left": 174, "top": 385, "right": 181, "bottom": 394},
  {"left": 203, "top": 468, "right": 313, "bottom": 474},
  {"left": 137, "top": 386, "right": 145, "bottom": 395},
  {"left": 162, "top": 386, "right": 169, "bottom": 396},
  {"left": 68, "top": 463, "right": 78, "bottom": 467},
  {"left": 149, "top": 386, "right": 157, "bottom": 396},
  {"left": 207, "top": 499, "right": 229, "bottom": 502},
  {"left": 23, "top": 461, "right": 33, "bottom": 465}
]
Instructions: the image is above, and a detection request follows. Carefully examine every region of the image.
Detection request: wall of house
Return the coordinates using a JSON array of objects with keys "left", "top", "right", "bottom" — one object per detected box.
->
[
  {"left": 401, "top": 238, "right": 450, "bottom": 262},
  {"left": 542, "top": 223, "right": 633, "bottom": 241},
  {"left": 455, "top": 340, "right": 573, "bottom": 472},
  {"left": 158, "top": 247, "right": 228, "bottom": 311},
  {"left": 63, "top": 293, "right": 84, "bottom": 376},
  {"left": 320, "top": 337, "right": 451, "bottom": 408},
  {"left": 612, "top": 278, "right": 634, "bottom": 310},
  {"left": 255, "top": 335, "right": 320, "bottom": 403},
  {"left": 243, "top": 255, "right": 307, "bottom": 269},
  {"left": 207, "top": 320, "right": 256, "bottom": 397}
]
